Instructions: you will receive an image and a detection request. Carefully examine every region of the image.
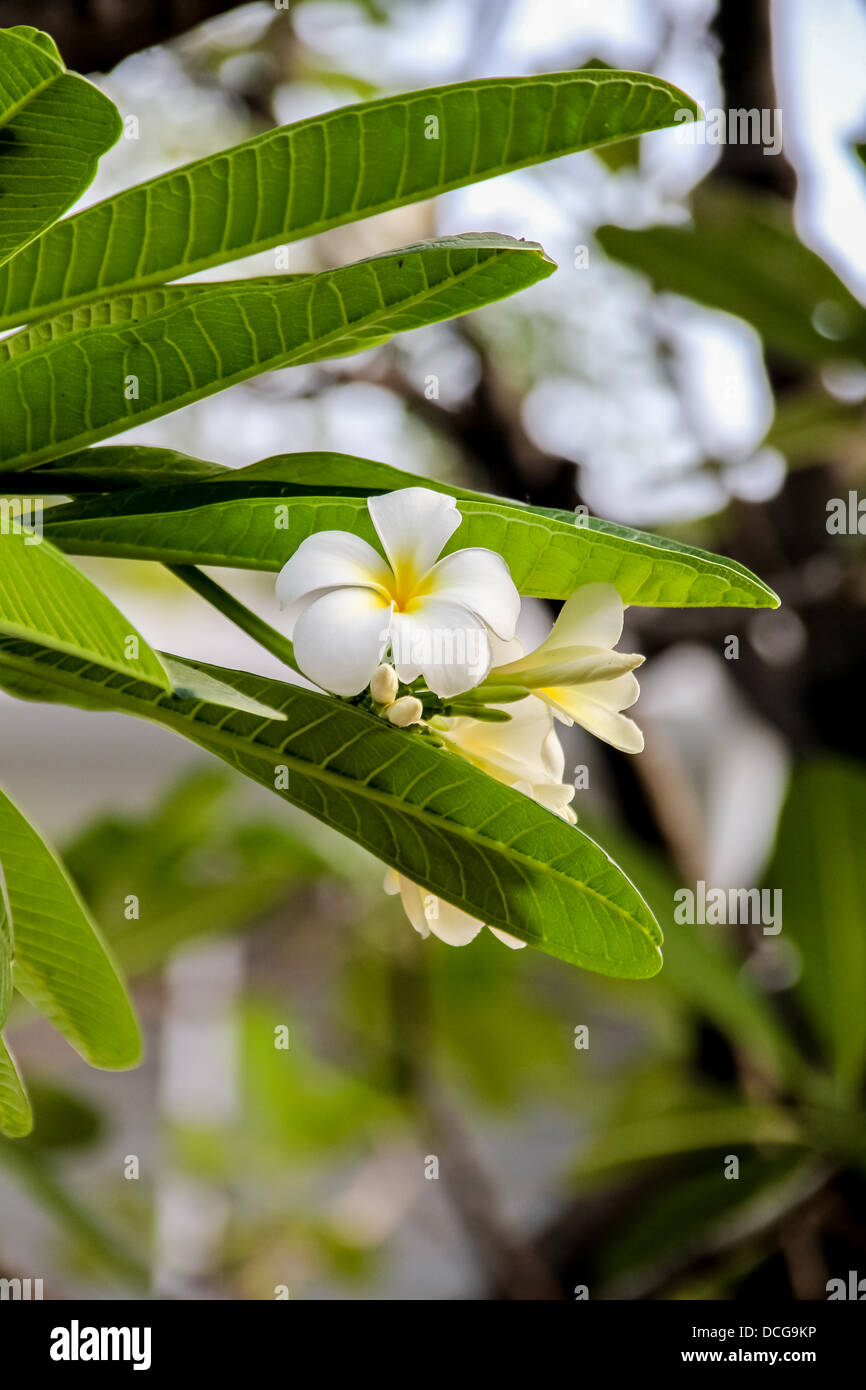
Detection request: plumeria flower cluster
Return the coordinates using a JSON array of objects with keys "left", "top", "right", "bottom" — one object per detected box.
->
[{"left": 276, "top": 487, "right": 645, "bottom": 950}]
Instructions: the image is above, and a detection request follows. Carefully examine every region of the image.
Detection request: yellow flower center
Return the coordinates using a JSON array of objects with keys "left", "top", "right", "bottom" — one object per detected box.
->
[{"left": 387, "top": 558, "right": 434, "bottom": 612}]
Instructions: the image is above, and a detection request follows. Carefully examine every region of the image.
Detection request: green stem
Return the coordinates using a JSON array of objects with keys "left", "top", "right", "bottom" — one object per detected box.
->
[{"left": 165, "top": 564, "right": 300, "bottom": 676}]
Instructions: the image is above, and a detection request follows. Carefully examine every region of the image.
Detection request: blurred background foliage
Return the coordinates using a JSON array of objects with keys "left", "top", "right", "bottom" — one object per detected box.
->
[{"left": 0, "top": 0, "right": 864, "bottom": 1299}]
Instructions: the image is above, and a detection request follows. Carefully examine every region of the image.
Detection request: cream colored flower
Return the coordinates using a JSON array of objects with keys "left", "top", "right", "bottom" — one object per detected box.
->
[
  {"left": 386, "top": 694, "right": 575, "bottom": 950},
  {"left": 275, "top": 487, "right": 519, "bottom": 697},
  {"left": 485, "top": 583, "right": 645, "bottom": 754}
]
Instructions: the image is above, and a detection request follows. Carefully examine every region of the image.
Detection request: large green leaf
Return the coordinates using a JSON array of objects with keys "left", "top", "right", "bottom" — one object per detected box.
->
[
  {"left": 766, "top": 760, "right": 866, "bottom": 1095},
  {"left": 0, "top": 26, "right": 121, "bottom": 268},
  {"left": 0, "top": 529, "right": 170, "bottom": 687},
  {"left": 0, "top": 1034, "right": 32, "bottom": 1137},
  {"left": 0, "top": 236, "right": 554, "bottom": 469},
  {"left": 598, "top": 186, "right": 866, "bottom": 365},
  {"left": 40, "top": 456, "right": 780, "bottom": 608},
  {"left": 0, "top": 638, "right": 663, "bottom": 978},
  {"left": 0, "top": 784, "right": 141, "bottom": 1068},
  {"left": 0, "top": 69, "right": 698, "bottom": 329}
]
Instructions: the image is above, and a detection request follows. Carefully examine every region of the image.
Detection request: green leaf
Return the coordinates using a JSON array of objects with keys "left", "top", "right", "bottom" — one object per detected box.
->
[
  {"left": 0, "top": 1033, "right": 32, "bottom": 1137},
  {"left": 598, "top": 186, "right": 866, "bottom": 365},
  {"left": 64, "top": 770, "right": 326, "bottom": 976},
  {"left": 0, "top": 277, "right": 311, "bottom": 364},
  {"left": 159, "top": 654, "right": 287, "bottom": 720},
  {"left": 0, "top": 639, "right": 663, "bottom": 978},
  {"left": 0, "top": 783, "right": 141, "bottom": 1068},
  {"left": 0, "top": 869, "right": 11, "bottom": 1028},
  {"left": 0, "top": 26, "right": 121, "bottom": 268},
  {"left": 0, "top": 236, "right": 555, "bottom": 469},
  {"left": 577, "top": 813, "right": 807, "bottom": 1090},
  {"left": 764, "top": 389, "right": 866, "bottom": 469},
  {"left": 0, "top": 69, "right": 698, "bottom": 329},
  {"left": 575, "top": 1103, "right": 802, "bottom": 1178},
  {"left": 5, "top": 444, "right": 228, "bottom": 493},
  {"left": 599, "top": 1154, "right": 820, "bottom": 1295},
  {"left": 0, "top": 529, "right": 171, "bottom": 687},
  {"left": 41, "top": 456, "right": 780, "bottom": 608},
  {"left": 766, "top": 759, "right": 866, "bottom": 1094}
]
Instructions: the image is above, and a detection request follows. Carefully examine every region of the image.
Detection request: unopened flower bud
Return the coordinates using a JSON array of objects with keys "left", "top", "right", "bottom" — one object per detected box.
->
[
  {"left": 370, "top": 664, "right": 399, "bottom": 704},
  {"left": 386, "top": 696, "right": 424, "bottom": 727}
]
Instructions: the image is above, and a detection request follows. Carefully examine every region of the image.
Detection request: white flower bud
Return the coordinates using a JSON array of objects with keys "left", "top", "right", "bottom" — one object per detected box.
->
[
  {"left": 370, "top": 664, "right": 399, "bottom": 704},
  {"left": 386, "top": 696, "right": 424, "bottom": 727}
]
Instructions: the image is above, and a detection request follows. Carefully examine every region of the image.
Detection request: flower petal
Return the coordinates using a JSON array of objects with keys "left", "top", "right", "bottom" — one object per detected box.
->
[
  {"left": 292, "top": 587, "right": 393, "bottom": 695},
  {"left": 581, "top": 670, "right": 641, "bottom": 712},
  {"left": 367, "top": 488, "right": 461, "bottom": 582},
  {"left": 395, "top": 875, "right": 483, "bottom": 946},
  {"left": 444, "top": 695, "right": 559, "bottom": 784},
  {"left": 383, "top": 867, "right": 401, "bottom": 896},
  {"left": 395, "top": 876, "right": 432, "bottom": 939},
  {"left": 495, "top": 644, "right": 642, "bottom": 688},
  {"left": 547, "top": 583, "right": 625, "bottom": 650},
  {"left": 514, "top": 776, "right": 577, "bottom": 821},
  {"left": 424, "top": 549, "right": 520, "bottom": 640},
  {"left": 390, "top": 600, "right": 492, "bottom": 696},
  {"left": 549, "top": 687, "right": 645, "bottom": 753},
  {"left": 275, "top": 531, "right": 392, "bottom": 630},
  {"left": 426, "top": 896, "right": 485, "bottom": 947},
  {"left": 488, "top": 926, "right": 527, "bottom": 949}
]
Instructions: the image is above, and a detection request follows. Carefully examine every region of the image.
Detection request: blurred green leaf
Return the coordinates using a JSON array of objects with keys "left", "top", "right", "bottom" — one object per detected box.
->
[
  {"left": 599, "top": 186, "right": 866, "bottom": 365},
  {"left": 578, "top": 814, "right": 805, "bottom": 1088},
  {"left": 766, "top": 759, "right": 866, "bottom": 1095},
  {"left": 765, "top": 389, "right": 866, "bottom": 469},
  {"left": 599, "top": 1154, "right": 825, "bottom": 1296},
  {"left": 240, "top": 1002, "right": 398, "bottom": 1158},
  {"left": 15, "top": 1081, "right": 103, "bottom": 1151},
  {"left": 575, "top": 1101, "right": 802, "bottom": 1178},
  {"left": 65, "top": 770, "right": 329, "bottom": 975}
]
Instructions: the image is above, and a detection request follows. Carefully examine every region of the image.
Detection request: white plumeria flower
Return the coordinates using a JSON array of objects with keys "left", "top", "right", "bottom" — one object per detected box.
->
[
  {"left": 438, "top": 694, "right": 577, "bottom": 824},
  {"left": 385, "top": 694, "right": 576, "bottom": 950},
  {"left": 485, "top": 583, "right": 645, "bottom": 754},
  {"left": 275, "top": 487, "right": 520, "bottom": 698}
]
